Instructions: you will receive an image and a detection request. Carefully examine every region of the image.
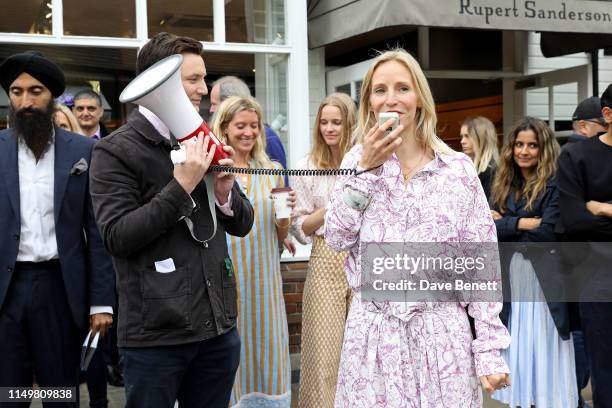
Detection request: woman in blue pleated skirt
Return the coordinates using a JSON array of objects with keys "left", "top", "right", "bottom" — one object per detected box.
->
[{"left": 490, "top": 117, "right": 577, "bottom": 408}]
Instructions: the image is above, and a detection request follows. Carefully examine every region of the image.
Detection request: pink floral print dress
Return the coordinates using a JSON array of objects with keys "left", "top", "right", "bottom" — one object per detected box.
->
[{"left": 324, "top": 145, "right": 511, "bottom": 408}]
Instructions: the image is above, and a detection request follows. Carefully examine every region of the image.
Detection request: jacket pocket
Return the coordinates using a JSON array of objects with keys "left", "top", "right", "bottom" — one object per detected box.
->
[
  {"left": 140, "top": 266, "right": 192, "bottom": 331},
  {"left": 221, "top": 259, "right": 237, "bottom": 319}
]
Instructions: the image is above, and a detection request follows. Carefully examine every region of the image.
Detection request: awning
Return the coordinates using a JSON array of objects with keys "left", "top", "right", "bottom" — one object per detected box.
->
[
  {"left": 540, "top": 32, "right": 612, "bottom": 57},
  {"left": 308, "top": 0, "right": 612, "bottom": 48}
]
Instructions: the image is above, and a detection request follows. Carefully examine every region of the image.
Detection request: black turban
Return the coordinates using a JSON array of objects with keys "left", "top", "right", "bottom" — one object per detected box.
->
[{"left": 0, "top": 51, "right": 65, "bottom": 97}]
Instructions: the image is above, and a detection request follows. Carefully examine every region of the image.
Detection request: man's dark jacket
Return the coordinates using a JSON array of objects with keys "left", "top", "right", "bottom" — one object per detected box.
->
[
  {"left": 559, "top": 132, "right": 587, "bottom": 154},
  {"left": 89, "top": 110, "right": 253, "bottom": 347},
  {"left": 0, "top": 127, "right": 116, "bottom": 329}
]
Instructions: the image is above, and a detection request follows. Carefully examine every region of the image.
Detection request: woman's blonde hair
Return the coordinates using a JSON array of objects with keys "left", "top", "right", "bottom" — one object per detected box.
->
[
  {"left": 212, "top": 96, "right": 272, "bottom": 169},
  {"left": 461, "top": 116, "right": 499, "bottom": 173},
  {"left": 491, "top": 117, "right": 560, "bottom": 212},
  {"left": 54, "top": 103, "right": 82, "bottom": 134},
  {"left": 309, "top": 93, "right": 357, "bottom": 169},
  {"left": 355, "top": 48, "right": 451, "bottom": 154}
]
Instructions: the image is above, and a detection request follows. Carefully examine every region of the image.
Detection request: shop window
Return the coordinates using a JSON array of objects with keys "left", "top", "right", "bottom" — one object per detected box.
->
[
  {"left": 4, "top": 0, "right": 52, "bottom": 34},
  {"left": 148, "top": 0, "right": 214, "bottom": 42},
  {"left": 202, "top": 51, "right": 288, "bottom": 147},
  {"left": 336, "top": 84, "right": 351, "bottom": 96},
  {"left": 225, "top": 0, "right": 285, "bottom": 44},
  {"left": 63, "top": 0, "right": 135, "bottom": 37}
]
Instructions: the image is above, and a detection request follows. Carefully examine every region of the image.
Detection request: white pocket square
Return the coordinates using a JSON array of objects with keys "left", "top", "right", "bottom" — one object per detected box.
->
[
  {"left": 154, "top": 258, "right": 176, "bottom": 273},
  {"left": 70, "top": 158, "right": 89, "bottom": 175}
]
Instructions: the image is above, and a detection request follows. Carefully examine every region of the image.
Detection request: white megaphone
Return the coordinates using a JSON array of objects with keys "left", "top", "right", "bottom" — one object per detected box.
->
[{"left": 119, "top": 54, "right": 227, "bottom": 165}]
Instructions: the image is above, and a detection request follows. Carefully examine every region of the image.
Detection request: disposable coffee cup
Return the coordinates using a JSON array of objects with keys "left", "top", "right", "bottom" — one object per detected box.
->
[{"left": 271, "top": 187, "right": 292, "bottom": 219}]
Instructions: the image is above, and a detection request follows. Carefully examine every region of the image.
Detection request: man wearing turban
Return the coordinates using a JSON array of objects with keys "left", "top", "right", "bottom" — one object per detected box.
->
[{"left": 0, "top": 51, "right": 115, "bottom": 403}]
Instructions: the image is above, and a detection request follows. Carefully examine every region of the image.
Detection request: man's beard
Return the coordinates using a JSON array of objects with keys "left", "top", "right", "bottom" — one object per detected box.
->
[{"left": 8, "top": 99, "right": 55, "bottom": 160}]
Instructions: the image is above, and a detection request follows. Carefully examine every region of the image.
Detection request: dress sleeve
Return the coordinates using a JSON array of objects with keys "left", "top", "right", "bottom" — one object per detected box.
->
[
  {"left": 460, "top": 159, "right": 511, "bottom": 377},
  {"left": 289, "top": 157, "right": 315, "bottom": 245},
  {"left": 468, "top": 302, "right": 511, "bottom": 376},
  {"left": 324, "top": 145, "right": 381, "bottom": 252}
]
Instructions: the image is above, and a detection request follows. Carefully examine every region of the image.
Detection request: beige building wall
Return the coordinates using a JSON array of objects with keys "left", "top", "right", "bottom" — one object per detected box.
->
[{"left": 526, "top": 32, "right": 612, "bottom": 120}]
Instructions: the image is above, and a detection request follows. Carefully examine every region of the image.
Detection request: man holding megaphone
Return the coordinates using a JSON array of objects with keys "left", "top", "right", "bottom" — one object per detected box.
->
[{"left": 89, "top": 32, "right": 254, "bottom": 408}]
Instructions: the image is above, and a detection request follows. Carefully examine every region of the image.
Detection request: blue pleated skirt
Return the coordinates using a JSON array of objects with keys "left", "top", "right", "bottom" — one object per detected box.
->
[{"left": 492, "top": 253, "right": 578, "bottom": 408}]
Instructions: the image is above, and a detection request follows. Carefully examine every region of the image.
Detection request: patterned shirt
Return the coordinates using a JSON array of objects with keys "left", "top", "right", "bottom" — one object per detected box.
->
[{"left": 290, "top": 156, "right": 339, "bottom": 244}]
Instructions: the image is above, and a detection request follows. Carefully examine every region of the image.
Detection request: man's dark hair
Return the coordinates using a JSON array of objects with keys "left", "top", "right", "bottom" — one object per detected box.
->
[
  {"left": 602, "top": 84, "right": 612, "bottom": 110},
  {"left": 74, "top": 89, "right": 102, "bottom": 107},
  {"left": 136, "top": 32, "right": 203, "bottom": 75}
]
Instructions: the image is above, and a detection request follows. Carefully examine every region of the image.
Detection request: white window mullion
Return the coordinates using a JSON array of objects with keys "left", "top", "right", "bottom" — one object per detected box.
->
[
  {"left": 285, "top": 0, "right": 309, "bottom": 167},
  {"left": 281, "top": 0, "right": 289, "bottom": 46},
  {"left": 135, "top": 0, "right": 148, "bottom": 44},
  {"left": 51, "top": 0, "right": 63, "bottom": 38},
  {"left": 213, "top": 0, "right": 226, "bottom": 44},
  {"left": 201, "top": 42, "right": 289, "bottom": 54}
]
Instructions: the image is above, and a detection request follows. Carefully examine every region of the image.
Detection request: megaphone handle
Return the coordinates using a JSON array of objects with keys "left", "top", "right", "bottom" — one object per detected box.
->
[{"left": 178, "top": 121, "right": 229, "bottom": 166}]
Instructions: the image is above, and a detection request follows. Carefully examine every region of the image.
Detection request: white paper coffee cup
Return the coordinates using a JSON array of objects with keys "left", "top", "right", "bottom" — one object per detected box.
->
[{"left": 271, "top": 187, "right": 292, "bottom": 219}]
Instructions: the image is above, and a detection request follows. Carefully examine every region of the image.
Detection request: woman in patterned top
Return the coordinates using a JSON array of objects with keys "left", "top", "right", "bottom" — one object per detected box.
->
[
  {"left": 213, "top": 96, "right": 294, "bottom": 408},
  {"left": 324, "top": 49, "right": 511, "bottom": 407},
  {"left": 290, "top": 93, "right": 356, "bottom": 408}
]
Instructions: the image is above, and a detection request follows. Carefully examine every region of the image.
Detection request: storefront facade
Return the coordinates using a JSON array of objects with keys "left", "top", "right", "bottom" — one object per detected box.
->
[
  {"left": 0, "top": 0, "right": 310, "bottom": 166},
  {"left": 309, "top": 0, "right": 612, "bottom": 145}
]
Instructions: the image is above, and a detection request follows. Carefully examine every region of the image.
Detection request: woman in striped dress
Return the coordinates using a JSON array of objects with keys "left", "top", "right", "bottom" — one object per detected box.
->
[
  {"left": 290, "top": 93, "right": 356, "bottom": 408},
  {"left": 213, "top": 96, "right": 294, "bottom": 407}
]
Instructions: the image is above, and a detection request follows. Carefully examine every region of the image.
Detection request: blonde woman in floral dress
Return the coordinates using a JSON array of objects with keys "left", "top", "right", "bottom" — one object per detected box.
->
[{"left": 324, "top": 49, "right": 511, "bottom": 408}]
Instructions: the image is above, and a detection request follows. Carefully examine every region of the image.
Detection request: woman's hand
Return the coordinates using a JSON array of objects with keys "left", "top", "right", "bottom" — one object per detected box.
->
[
  {"left": 479, "top": 373, "right": 511, "bottom": 394},
  {"left": 358, "top": 119, "right": 404, "bottom": 170},
  {"left": 517, "top": 217, "right": 541, "bottom": 230},
  {"left": 283, "top": 238, "right": 296, "bottom": 256},
  {"left": 490, "top": 210, "right": 503, "bottom": 220},
  {"left": 302, "top": 207, "right": 327, "bottom": 236},
  {"left": 287, "top": 189, "right": 297, "bottom": 209}
]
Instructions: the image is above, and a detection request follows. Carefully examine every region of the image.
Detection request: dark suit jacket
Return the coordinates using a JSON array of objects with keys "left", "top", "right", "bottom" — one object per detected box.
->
[
  {"left": 0, "top": 127, "right": 116, "bottom": 329},
  {"left": 90, "top": 110, "right": 254, "bottom": 347},
  {"left": 99, "top": 122, "right": 109, "bottom": 138}
]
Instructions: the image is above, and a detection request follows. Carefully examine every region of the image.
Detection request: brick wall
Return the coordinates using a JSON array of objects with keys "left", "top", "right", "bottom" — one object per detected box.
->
[{"left": 281, "top": 261, "right": 308, "bottom": 354}]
